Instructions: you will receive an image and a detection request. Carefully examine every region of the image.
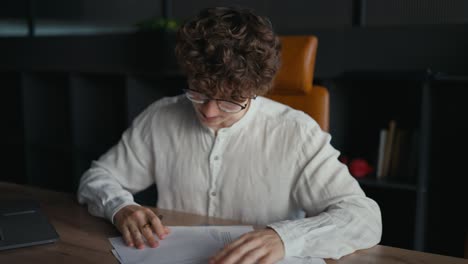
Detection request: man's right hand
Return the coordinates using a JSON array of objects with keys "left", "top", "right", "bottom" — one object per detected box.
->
[{"left": 113, "top": 205, "right": 170, "bottom": 249}]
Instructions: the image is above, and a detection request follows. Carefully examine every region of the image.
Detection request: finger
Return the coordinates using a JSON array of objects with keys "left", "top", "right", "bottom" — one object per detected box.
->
[
  {"left": 211, "top": 233, "right": 251, "bottom": 261},
  {"left": 133, "top": 212, "right": 156, "bottom": 248},
  {"left": 120, "top": 226, "right": 134, "bottom": 247},
  {"left": 211, "top": 236, "right": 261, "bottom": 264},
  {"left": 257, "top": 252, "right": 282, "bottom": 264},
  {"left": 220, "top": 240, "right": 263, "bottom": 264},
  {"left": 129, "top": 225, "right": 146, "bottom": 249},
  {"left": 148, "top": 213, "right": 168, "bottom": 239},
  {"left": 141, "top": 223, "right": 159, "bottom": 248},
  {"left": 238, "top": 247, "right": 268, "bottom": 264}
]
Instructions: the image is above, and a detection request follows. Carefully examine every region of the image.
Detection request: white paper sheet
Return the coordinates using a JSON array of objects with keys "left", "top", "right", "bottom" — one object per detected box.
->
[{"left": 109, "top": 226, "right": 325, "bottom": 264}]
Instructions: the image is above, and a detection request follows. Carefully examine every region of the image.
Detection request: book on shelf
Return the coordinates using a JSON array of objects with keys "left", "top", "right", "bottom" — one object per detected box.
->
[
  {"left": 376, "top": 129, "right": 387, "bottom": 179},
  {"left": 379, "top": 120, "right": 397, "bottom": 180},
  {"left": 389, "top": 129, "right": 409, "bottom": 179},
  {"left": 376, "top": 120, "right": 418, "bottom": 182}
]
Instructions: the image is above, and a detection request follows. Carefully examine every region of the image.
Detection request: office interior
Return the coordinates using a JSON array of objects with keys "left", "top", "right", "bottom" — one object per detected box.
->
[{"left": 0, "top": 0, "right": 467, "bottom": 259}]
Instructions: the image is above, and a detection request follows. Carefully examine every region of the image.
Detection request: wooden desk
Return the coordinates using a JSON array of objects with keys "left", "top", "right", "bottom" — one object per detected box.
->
[{"left": 1, "top": 182, "right": 467, "bottom": 264}]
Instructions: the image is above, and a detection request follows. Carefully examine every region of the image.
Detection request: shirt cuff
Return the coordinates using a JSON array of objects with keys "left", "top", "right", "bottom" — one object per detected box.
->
[
  {"left": 267, "top": 216, "right": 337, "bottom": 258},
  {"left": 268, "top": 220, "right": 306, "bottom": 257},
  {"left": 106, "top": 197, "right": 139, "bottom": 225}
]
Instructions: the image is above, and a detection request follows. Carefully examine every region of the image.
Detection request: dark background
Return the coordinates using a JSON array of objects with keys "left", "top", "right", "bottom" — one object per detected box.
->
[{"left": 1, "top": 0, "right": 467, "bottom": 258}]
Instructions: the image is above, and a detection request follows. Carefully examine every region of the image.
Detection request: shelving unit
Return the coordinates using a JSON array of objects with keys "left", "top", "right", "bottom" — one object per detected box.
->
[
  {"left": 357, "top": 178, "right": 417, "bottom": 191},
  {"left": 424, "top": 74, "right": 468, "bottom": 257},
  {"left": 328, "top": 71, "right": 433, "bottom": 251},
  {"left": 69, "top": 73, "right": 127, "bottom": 186},
  {"left": 0, "top": 70, "right": 184, "bottom": 193},
  {"left": 1, "top": 72, "right": 25, "bottom": 184},
  {"left": 22, "top": 73, "right": 73, "bottom": 190}
]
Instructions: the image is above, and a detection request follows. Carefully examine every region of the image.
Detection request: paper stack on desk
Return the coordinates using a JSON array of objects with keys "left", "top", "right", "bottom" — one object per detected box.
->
[{"left": 109, "top": 225, "right": 325, "bottom": 264}]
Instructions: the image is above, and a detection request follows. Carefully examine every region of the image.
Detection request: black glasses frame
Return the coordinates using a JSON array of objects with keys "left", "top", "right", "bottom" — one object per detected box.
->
[{"left": 182, "top": 88, "right": 256, "bottom": 113}]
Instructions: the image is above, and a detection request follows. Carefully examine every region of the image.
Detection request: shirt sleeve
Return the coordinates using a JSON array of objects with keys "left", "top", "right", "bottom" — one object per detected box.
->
[
  {"left": 268, "top": 122, "right": 382, "bottom": 259},
  {"left": 77, "top": 103, "right": 157, "bottom": 224}
]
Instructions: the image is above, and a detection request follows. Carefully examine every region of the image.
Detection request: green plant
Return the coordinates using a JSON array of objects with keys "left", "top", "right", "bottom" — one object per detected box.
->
[{"left": 135, "top": 17, "right": 180, "bottom": 32}]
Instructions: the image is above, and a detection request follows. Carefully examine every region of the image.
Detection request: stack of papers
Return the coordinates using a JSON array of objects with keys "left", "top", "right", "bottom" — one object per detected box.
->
[{"left": 109, "top": 226, "right": 325, "bottom": 264}]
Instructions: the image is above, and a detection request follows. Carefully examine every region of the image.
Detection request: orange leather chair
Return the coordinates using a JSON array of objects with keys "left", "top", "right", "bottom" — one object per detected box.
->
[{"left": 267, "top": 36, "right": 329, "bottom": 131}]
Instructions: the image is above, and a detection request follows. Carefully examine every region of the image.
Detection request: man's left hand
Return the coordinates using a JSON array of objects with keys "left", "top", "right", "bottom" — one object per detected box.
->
[{"left": 209, "top": 228, "right": 285, "bottom": 264}]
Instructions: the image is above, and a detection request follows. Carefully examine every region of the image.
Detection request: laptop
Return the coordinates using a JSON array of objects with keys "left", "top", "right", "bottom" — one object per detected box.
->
[{"left": 0, "top": 199, "right": 59, "bottom": 251}]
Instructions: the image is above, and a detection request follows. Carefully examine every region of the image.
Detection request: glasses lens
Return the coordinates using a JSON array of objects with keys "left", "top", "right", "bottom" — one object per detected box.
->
[
  {"left": 185, "top": 90, "right": 207, "bottom": 104},
  {"left": 218, "top": 101, "right": 243, "bottom": 113}
]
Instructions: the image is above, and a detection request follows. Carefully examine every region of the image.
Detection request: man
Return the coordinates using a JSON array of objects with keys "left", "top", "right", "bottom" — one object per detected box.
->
[{"left": 78, "top": 6, "right": 382, "bottom": 263}]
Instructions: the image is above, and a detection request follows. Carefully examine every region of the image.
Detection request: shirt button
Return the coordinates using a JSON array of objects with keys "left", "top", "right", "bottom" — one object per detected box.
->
[
  {"left": 211, "top": 192, "right": 216, "bottom": 196},
  {"left": 214, "top": 156, "right": 219, "bottom": 160}
]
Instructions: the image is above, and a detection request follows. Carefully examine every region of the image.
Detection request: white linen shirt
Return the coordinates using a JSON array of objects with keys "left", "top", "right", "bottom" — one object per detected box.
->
[{"left": 77, "top": 95, "right": 382, "bottom": 259}]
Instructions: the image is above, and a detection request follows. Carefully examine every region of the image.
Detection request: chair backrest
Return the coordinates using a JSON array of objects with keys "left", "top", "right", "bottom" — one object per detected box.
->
[{"left": 267, "top": 35, "right": 329, "bottom": 131}]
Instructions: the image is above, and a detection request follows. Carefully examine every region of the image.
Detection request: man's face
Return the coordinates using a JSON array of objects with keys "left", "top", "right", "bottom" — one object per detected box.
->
[{"left": 192, "top": 98, "right": 249, "bottom": 131}]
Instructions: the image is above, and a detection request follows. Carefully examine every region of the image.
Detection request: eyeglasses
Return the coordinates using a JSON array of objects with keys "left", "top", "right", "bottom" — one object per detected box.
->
[{"left": 183, "top": 88, "right": 255, "bottom": 113}]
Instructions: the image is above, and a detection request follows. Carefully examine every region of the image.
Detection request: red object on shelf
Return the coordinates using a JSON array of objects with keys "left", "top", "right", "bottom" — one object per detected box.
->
[
  {"left": 339, "top": 155, "right": 349, "bottom": 165},
  {"left": 349, "top": 158, "right": 373, "bottom": 178}
]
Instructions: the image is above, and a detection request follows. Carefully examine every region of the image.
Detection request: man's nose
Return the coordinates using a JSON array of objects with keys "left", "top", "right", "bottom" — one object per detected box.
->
[{"left": 200, "top": 100, "right": 221, "bottom": 117}]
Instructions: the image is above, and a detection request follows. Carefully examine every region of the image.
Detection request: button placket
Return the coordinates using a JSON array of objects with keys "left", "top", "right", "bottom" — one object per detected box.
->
[{"left": 208, "top": 135, "right": 224, "bottom": 216}]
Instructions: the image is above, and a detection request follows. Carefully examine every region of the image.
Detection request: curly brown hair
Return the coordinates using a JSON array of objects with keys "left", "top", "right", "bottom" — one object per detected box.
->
[{"left": 175, "top": 7, "right": 281, "bottom": 101}]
